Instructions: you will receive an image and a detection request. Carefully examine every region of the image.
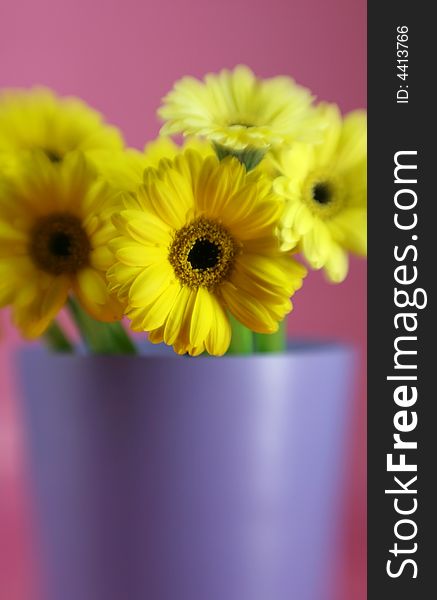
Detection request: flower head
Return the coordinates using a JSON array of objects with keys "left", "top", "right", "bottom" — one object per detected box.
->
[
  {"left": 273, "top": 103, "right": 367, "bottom": 282},
  {"left": 108, "top": 150, "right": 306, "bottom": 356},
  {"left": 0, "top": 87, "right": 123, "bottom": 166},
  {"left": 0, "top": 152, "right": 123, "bottom": 337},
  {"left": 158, "top": 65, "right": 323, "bottom": 152}
]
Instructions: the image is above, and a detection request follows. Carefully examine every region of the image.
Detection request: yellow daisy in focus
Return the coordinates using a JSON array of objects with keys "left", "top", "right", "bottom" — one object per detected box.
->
[
  {"left": 158, "top": 65, "right": 323, "bottom": 152},
  {"left": 108, "top": 151, "right": 306, "bottom": 356},
  {"left": 0, "top": 87, "right": 123, "bottom": 166},
  {"left": 0, "top": 152, "right": 123, "bottom": 338},
  {"left": 273, "top": 103, "right": 367, "bottom": 283}
]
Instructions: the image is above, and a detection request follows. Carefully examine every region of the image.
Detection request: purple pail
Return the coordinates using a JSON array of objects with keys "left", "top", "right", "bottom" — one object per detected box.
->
[{"left": 18, "top": 342, "right": 355, "bottom": 600}]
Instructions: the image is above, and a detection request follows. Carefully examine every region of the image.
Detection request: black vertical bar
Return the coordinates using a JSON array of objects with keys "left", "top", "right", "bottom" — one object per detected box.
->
[{"left": 368, "top": 1, "right": 435, "bottom": 597}]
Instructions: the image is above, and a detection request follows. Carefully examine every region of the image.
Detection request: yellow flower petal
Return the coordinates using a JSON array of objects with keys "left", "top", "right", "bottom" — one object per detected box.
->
[
  {"left": 163, "top": 286, "right": 191, "bottom": 345},
  {"left": 195, "top": 155, "right": 245, "bottom": 217},
  {"left": 324, "top": 244, "right": 349, "bottom": 283},
  {"left": 312, "top": 104, "right": 342, "bottom": 168},
  {"left": 189, "top": 287, "right": 213, "bottom": 348},
  {"left": 329, "top": 208, "right": 367, "bottom": 255},
  {"left": 301, "top": 221, "right": 333, "bottom": 269},
  {"left": 220, "top": 281, "right": 278, "bottom": 334},
  {"left": 148, "top": 325, "right": 165, "bottom": 345},
  {"left": 40, "top": 275, "right": 70, "bottom": 317},
  {"left": 116, "top": 210, "right": 172, "bottom": 246},
  {"left": 336, "top": 110, "right": 367, "bottom": 172},
  {"left": 89, "top": 245, "right": 115, "bottom": 270},
  {"left": 146, "top": 176, "right": 192, "bottom": 229},
  {"left": 115, "top": 244, "right": 166, "bottom": 267},
  {"left": 74, "top": 268, "right": 124, "bottom": 322},
  {"left": 128, "top": 262, "right": 173, "bottom": 307},
  {"left": 139, "top": 281, "right": 180, "bottom": 331},
  {"left": 205, "top": 295, "right": 231, "bottom": 356},
  {"left": 236, "top": 253, "right": 297, "bottom": 292},
  {"left": 76, "top": 267, "right": 108, "bottom": 306},
  {"left": 13, "top": 275, "right": 70, "bottom": 338}
]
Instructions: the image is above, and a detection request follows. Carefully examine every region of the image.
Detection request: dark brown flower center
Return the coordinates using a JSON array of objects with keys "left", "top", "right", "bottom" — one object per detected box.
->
[
  {"left": 168, "top": 217, "right": 239, "bottom": 289},
  {"left": 312, "top": 182, "right": 333, "bottom": 205},
  {"left": 44, "top": 149, "right": 63, "bottom": 163},
  {"left": 187, "top": 239, "right": 221, "bottom": 270},
  {"left": 29, "top": 213, "right": 90, "bottom": 275},
  {"left": 303, "top": 170, "right": 345, "bottom": 220}
]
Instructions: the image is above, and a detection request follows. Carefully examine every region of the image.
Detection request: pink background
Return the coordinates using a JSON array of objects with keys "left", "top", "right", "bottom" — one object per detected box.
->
[{"left": 0, "top": 1, "right": 366, "bottom": 598}]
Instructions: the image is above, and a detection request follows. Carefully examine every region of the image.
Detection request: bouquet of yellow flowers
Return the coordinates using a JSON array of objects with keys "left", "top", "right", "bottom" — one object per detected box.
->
[{"left": 0, "top": 66, "right": 366, "bottom": 356}]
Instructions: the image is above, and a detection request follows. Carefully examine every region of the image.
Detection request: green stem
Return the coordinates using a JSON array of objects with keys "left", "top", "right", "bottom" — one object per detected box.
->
[
  {"left": 67, "top": 297, "right": 137, "bottom": 355},
  {"left": 254, "top": 319, "right": 287, "bottom": 354},
  {"left": 227, "top": 315, "right": 254, "bottom": 355},
  {"left": 43, "top": 321, "right": 74, "bottom": 353}
]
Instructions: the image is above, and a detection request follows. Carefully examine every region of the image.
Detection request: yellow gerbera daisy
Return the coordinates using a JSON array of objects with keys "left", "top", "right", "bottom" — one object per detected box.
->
[
  {"left": 108, "top": 151, "right": 306, "bottom": 356},
  {"left": 273, "top": 103, "right": 367, "bottom": 283},
  {"left": 0, "top": 152, "right": 123, "bottom": 338},
  {"left": 0, "top": 87, "right": 123, "bottom": 167},
  {"left": 158, "top": 65, "right": 323, "bottom": 152}
]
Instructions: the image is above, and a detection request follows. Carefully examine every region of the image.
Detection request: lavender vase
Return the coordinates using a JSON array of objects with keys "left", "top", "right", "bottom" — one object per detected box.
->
[{"left": 18, "top": 342, "right": 355, "bottom": 600}]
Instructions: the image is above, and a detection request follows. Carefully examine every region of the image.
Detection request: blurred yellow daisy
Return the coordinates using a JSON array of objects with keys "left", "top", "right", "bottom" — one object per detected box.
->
[
  {"left": 273, "top": 103, "right": 367, "bottom": 283},
  {"left": 108, "top": 150, "right": 306, "bottom": 356},
  {"left": 97, "top": 136, "right": 213, "bottom": 192},
  {"left": 0, "top": 152, "right": 123, "bottom": 338},
  {"left": 158, "top": 65, "right": 323, "bottom": 152},
  {"left": 0, "top": 87, "right": 124, "bottom": 167}
]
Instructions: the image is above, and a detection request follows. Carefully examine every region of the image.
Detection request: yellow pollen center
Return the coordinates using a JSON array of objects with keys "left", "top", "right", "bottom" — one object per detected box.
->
[
  {"left": 29, "top": 213, "right": 90, "bottom": 275},
  {"left": 168, "top": 217, "right": 239, "bottom": 289}
]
